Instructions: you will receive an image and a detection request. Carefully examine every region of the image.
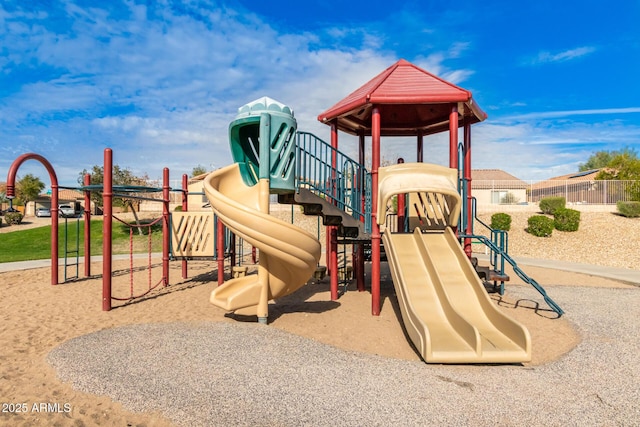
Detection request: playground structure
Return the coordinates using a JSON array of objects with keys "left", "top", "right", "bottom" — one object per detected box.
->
[
  {"left": 202, "top": 59, "right": 563, "bottom": 363},
  {"left": 4, "top": 59, "right": 565, "bottom": 363},
  {"left": 5, "top": 148, "right": 230, "bottom": 310}
]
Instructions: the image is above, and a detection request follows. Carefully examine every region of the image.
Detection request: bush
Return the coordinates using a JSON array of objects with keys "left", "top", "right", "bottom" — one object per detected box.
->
[
  {"left": 500, "top": 192, "right": 519, "bottom": 204},
  {"left": 617, "top": 201, "right": 640, "bottom": 218},
  {"left": 490, "top": 213, "right": 512, "bottom": 231},
  {"left": 539, "top": 196, "right": 566, "bottom": 215},
  {"left": 4, "top": 211, "right": 23, "bottom": 225},
  {"left": 0, "top": 216, "right": 2, "bottom": 227},
  {"left": 527, "top": 215, "right": 554, "bottom": 237},
  {"left": 553, "top": 208, "right": 580, "bottom": 231}
]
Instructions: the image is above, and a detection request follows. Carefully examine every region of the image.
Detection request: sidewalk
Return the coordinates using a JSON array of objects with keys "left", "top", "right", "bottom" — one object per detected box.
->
[
  {"left": 475, "top": 254, "right": 640, "bottom": 286},
  {"left": 2, "top": 254, "right": 639, "bottom": 286},
  {"left": 0, "top": 254, "right": 158, "bottom": 274}
]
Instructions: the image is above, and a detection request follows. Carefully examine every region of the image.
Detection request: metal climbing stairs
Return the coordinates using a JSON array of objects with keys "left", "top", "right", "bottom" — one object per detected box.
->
[
  {"left": 278, "top": 131, "right": 372, "bottom": 242},
  {"left": 463, "top": 232, "right": 565, "bottom": 316},
  {"left": 63, "top": 217, "right": 80, "bottom": 281},
  {"left": 458, "top": 193, "right": 564, "bottom": 316}
]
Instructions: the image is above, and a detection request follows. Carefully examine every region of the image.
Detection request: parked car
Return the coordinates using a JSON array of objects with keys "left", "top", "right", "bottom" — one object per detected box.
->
[
  {"left": 58, "top": 204, "right": 76, "bottom": 218},
  {"left": 36, "top": 208, "right": 51, "bottom": 217}
]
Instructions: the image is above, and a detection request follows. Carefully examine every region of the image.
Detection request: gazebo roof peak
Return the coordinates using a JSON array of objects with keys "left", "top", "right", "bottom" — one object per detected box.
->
[{"left": 317, "top": 59, "right": 487, "bottom": 136}]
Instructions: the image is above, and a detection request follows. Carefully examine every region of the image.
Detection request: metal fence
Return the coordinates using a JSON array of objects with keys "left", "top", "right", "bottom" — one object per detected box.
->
[{"left": 472, "top": 180, "right": 639, "bottom": 205}]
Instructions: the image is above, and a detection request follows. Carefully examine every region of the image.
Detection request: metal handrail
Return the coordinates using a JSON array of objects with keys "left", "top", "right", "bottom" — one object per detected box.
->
[
  {"left": 457, "top": 142, "right": 507, "bottom": 275},
  {"left": 456, "top": 143, "right": 562, "bottom": 315},
  {"left": 295, "top": 131, "right": 372, "bottom": 233},
  {"left": 460, "top": 233, "right": 564, "bottom": 316},
  {"left": 470, "top": 197, "right": 508, "bottom": 274}
]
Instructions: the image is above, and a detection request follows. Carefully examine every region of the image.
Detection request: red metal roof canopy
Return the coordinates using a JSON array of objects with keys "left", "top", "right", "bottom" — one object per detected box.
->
[{"left": 317, "top": 59, "right": 487, "bottom": 136}]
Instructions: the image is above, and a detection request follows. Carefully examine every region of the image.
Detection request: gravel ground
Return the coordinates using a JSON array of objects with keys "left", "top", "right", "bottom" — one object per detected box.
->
[
  {"left": 48, "top": 283, "right": 639, "bottom": 427},
  {"left": 475, "top": 211, "right": 639, "bottom": 270}
]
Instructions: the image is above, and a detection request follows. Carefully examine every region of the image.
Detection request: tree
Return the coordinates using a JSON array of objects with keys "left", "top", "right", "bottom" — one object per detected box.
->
[
  {"left": 191, "top": 165, "right": 208, "bottom": 177},
  {"left": 78, "top": 165, "right": 149, "bottom": 207},
  {"left": 78, "top": 165, "right": 151, "bottom": 234},
  {"left": 579, "top": 151, "right": 613, "bottom": 171},
  {"left": 580, "top": 147, "right": 638, "bottom": 171},
  {"left": 16, "top": 174, "right": 45, "bottom": 214},
  {"left": 595, "top": 151, "right": 640, "bottom": 201}
]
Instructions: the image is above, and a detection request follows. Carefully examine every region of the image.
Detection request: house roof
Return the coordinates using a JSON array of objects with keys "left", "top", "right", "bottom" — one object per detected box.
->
[
  {"left": 531, "top": 169, "right": 601, "bottom": 190},
  {"left": 471, "top": 169, "right": 529, "bottom": 189},
  {"left": 317, "top": 59, "right": 487, "bottom": 137},
  {"left": 38, "top": 189, "right": 84, "bottom": 201}
]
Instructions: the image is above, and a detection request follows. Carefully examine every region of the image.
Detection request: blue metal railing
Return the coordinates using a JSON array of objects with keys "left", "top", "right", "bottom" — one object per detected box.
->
[
  {"left": 456, "top": 143, "right": 563, "bottom": 316},
  {"left": 460, "top": 232, "right": 564, "bottom": 316},
  {"left": 295, "top": 131, "right": 372, "bottom": 233}
]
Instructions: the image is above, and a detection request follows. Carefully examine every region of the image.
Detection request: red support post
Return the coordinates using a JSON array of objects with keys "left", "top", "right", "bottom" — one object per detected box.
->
[
  {"left": 328, "top": 120, "right": 339, "bottom": 290},
  {"left": 103, "top": 148, "right": 113, "bottom": 311},
  {"left": 162, "top": 168, "right": 170, "bottom": 287},
  {"left": 84, "top": 173, "right": 91, "bottom": 278},
  {"left": 449, "top": 104, "right": 459, "bottom": 235},
  {"left": 181, "top": 174, "right": 188, "bottom": 279},
  {"left": 449, "top": 104, "right": 459, "bottom": 169},
  {"left": 371, "top": 107, "right": 381, "bottom": 316}
]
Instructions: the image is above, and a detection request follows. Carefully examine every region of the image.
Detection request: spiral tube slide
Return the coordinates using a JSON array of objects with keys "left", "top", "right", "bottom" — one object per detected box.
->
[{"left": 203, "top": 163, "right": 321, "bottom": 317}]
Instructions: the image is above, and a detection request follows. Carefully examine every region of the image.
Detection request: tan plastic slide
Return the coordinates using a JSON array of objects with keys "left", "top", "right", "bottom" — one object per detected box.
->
[
  {"left": 203, "top": 163, "right": 321, "bottom": 317},
  {"left": 379, "top": 163, "right": 531, "bottom": 363}
]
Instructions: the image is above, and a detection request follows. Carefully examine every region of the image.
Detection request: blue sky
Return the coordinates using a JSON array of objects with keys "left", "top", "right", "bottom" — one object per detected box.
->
[{"left": 1, "top": 0, "right": 639, "bottom": 188}]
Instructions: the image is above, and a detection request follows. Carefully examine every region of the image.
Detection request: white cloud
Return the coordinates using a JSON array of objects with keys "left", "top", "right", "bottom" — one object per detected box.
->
[
  {"left": 2, "top": 0, "right": 582, "bottom": 187},
  {"left": 499, "top": 107, "right": 640, "bottom": 122},
  {"left": 525, "top": 46, "right": 597, "bottom": 65},
  {"left": 468, "top": 114, "right": 640, "bottom": 181}
]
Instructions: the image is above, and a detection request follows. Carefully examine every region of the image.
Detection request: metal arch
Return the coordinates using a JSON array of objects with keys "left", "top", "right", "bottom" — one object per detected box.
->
[{"left": 6, "top": 153, "right": 60, "bottom": 285}]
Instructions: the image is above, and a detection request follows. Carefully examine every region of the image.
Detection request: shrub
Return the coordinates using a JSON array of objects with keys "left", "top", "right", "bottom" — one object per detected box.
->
[
  {"left": 553, "top": 208, "right": 580, "bottom": 232},
  {"left": 0, "top": 216, "right": 2, "bottom": 227},
  {"left": 4, "top": 212, "right": 23, "bottom": 225},
  {"left": 174, "top": 205, "right": 183, "bottom": 211},
  {"left": 490, "top": 213, "right": 512, "bottom": 231},
  {"left": 617, "top": 201, "right": 640, "bottom": 218},
  {"left": 500, "top": 192, "right": 519, "bottom": 204},
  {"left": 539, "top": 196, "right": 566, "bottom": 215},
  {"left": 527, "top": 215, "right": 554, "bottom": 237}
]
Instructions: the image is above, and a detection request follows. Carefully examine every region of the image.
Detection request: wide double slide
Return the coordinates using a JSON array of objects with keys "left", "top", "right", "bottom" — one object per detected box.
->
[
  {"left": 378, "top": 163, "right": 531, "bottom": 363},
  {"left": 203, "top": 163, "right": 321, "bottom": 316}
]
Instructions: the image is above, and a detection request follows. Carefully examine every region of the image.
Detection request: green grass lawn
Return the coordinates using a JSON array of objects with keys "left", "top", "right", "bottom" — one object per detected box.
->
[{"left": 0, "top": 219, "right": 165, "bottom": 263}]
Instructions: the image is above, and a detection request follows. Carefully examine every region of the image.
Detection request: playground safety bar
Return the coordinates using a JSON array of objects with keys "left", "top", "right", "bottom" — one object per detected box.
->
[
  {"left": 467, "top": 196, "right": 508, "bottom": 277},
  {"left": 460, "top": 233, "right": 564, "bottom": 316},
  {"left": 295, "top": 131, "right": 372, "bottom": 233}
]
